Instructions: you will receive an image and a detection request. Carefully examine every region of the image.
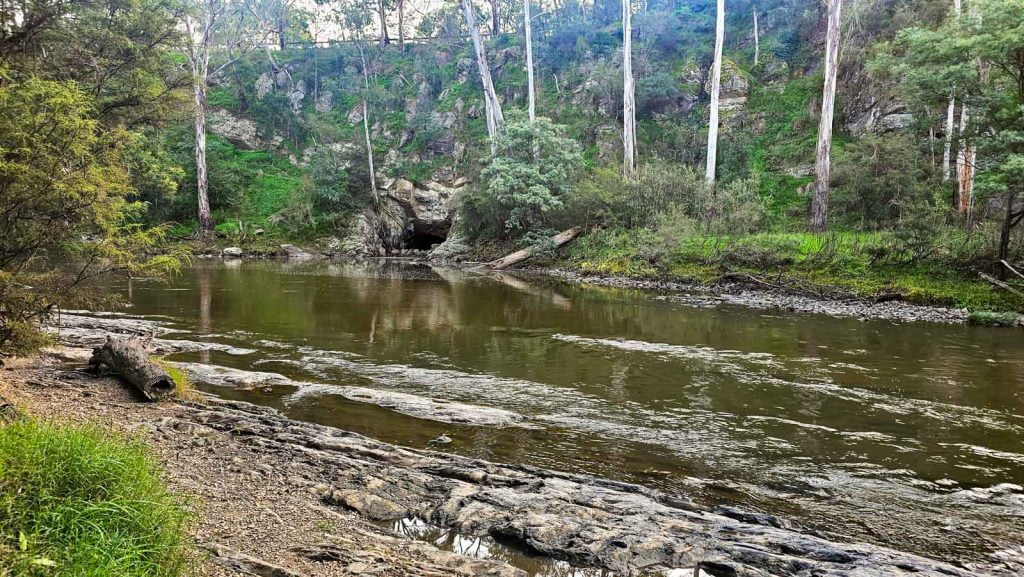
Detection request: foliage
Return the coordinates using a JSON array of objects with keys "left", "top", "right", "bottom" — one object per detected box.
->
[
  {"left": 466, "top": 113, "right": 583, "bottom": 238},
  {"left": 569, "top": 161, "right": 766, "bottom": 236},
  {"left": 0, "top": 77, "right": 184, "bottom": 356},
  {"left": 830, "top": 134, "right": 940, "bottom": 229},
  {"left": 0, "top": 420, "right": 194, "bottom": 576},
  {"left": 883, "top": 0, "right": 1024, "bottom": 264}
]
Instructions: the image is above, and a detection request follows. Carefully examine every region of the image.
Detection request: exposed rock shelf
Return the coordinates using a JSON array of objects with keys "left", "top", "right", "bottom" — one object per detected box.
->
[{"left": 175, "top": 396, "right": 998, "bottom": 577}]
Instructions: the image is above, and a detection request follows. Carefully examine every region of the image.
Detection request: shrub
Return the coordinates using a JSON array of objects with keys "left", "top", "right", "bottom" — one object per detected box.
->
[
  {"left": 0, "top": 420, "right": 193, "bottom": 576},
  {"left": 465, "top": 112, "right": 583, "bottom": 239},
  {"left": 567, "top": 161, "right": 766, "bottom": 236}
]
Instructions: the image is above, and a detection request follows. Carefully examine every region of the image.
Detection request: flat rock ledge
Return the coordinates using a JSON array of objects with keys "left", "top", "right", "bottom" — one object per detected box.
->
[{"left": 171, "top": 395, "right": 994, "bottom": 577}]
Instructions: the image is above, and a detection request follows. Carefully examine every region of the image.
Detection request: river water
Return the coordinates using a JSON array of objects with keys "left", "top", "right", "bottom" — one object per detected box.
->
[{"left": 107, "top": 260, "right": 1024, "bottom": 567}]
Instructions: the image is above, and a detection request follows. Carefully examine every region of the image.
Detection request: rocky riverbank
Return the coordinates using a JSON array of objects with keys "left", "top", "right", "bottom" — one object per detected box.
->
[
  {"left": 2, "top": 345, "right": 1020, "bottom": 577},
  {"left": 517, "top": 267, "right": 980, "bottom": 325}
]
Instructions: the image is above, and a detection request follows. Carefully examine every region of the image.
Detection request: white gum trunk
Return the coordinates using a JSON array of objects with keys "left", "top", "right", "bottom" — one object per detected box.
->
[
  {"left": 194, "top": 78, "right": 211, "bottom": 233},
  {"left": 705, "top": 0, "right": 725, "bottom": 183},
  {"left": 622, "top": 0, "right": 637, "bottom": 178},
  {"left": 810, "top": 0, "right": 842, "bottom": 233},
  {"left": 525, "top": 0, "right": 536, "bottom": 122},
  {"left": 462, "top": 0, "right": 504, "bottom": 143},
  {"left": 753, "top": 8, "right": 760, "bottom": 67},
  {"left": 942, "top": 0, "right": 961, "bottom": 182}
]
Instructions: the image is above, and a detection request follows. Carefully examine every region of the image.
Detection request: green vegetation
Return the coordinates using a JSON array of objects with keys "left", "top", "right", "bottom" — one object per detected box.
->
[
  {"left": 570, "top": 228, "right": 1023, "bottom": 311},
  {"left": 0, "top": 420, "right": 193, "bottom": 576},
  {"left": 152, "top": 359, "right": 198, "bottom": 402}
]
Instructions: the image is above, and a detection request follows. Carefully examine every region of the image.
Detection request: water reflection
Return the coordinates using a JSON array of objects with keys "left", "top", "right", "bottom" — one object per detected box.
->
[
  {"left": 389, "top": 517, "right": 618, "bottom": 576},
  {"left": 104, "top": 260, "right": 1024, "bottom": 565}
]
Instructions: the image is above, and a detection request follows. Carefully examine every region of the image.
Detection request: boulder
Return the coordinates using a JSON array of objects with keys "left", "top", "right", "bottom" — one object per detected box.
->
[
  {"left": 222, "top": 247, "right": 243, "bottom": 258},
  {"left": 207, "top": 109, "right": 262, "bottom": 150},
  {"left": 279, "top": 244, "right": 315, "bottom": 259}
]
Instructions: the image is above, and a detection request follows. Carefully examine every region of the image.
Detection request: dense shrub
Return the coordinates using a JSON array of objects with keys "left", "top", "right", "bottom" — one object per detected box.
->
[
  {"left": 568, "top": 161, "right": 766, "bottom": 235},
  {"left": 464, "top": 113, "right": 583, "bottom": 239}
]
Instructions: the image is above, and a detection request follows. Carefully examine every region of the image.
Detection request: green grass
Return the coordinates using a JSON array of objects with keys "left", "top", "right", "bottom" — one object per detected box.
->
[
  {"left": 152, "top": 358, "right": 198, "bottom": 402},
  {"left": 567, "top": 229, "right": 1024, "bottom": 313},
  {"left": 0, "top": 420, "right": 193, "bottom": 576}
]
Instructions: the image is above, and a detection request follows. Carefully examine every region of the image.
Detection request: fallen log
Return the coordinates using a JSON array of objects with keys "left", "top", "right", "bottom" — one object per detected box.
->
[
  {"left": 479, "top": 226, "right": 582, "bottom": 270},
  {"left": 980, "top": 271, "right": 1024, "bottom": 299},
  {"left": 89, "top": 337, "right": 175, "bottom": 401}
]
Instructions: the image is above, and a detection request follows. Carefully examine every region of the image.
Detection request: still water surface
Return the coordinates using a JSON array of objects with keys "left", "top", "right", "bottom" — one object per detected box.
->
[{"left": 113, "top": 260, "right": 1024, "bottom": 567}]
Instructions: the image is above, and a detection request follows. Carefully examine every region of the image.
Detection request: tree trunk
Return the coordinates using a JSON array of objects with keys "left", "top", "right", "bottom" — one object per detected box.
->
[
  {"left": 956, "top": 104, "right": 974, "bottom": 221},
  {"left": 525, "top": 0, "right": 536, "bottom": 123},
  {"left": 462, "top": 0, "right": 504, "bottom": 143},
  {"left": 809, "top": 0, "right": 842, "bottom": 233},
  {"left": 622, "top": 0, "right": 637, "bottom": 179},
  {"left": 490, "top": 0, "right": 500, "bottom": 35},
  {"left": 397, "top": 0, "right": 405, "bottom": 49},
  {"left": 359, "top": 49, "right": 378, "bottom": 205},
  {"left": 194, "top": 72, "right": 212, "bottom": 235},
  {"left": 942, "top": 0, "right": 961, "bottom": 183},
  {"left": 378, "top": 0, "right": 390, "bottom": 48},
  {"left": 998, "top": 192, "right": 1019, "bottom": 280},
  {"left": 89, "top": 337, "right": 175, "bottom": 402},
  {"left": 942, "top": 93, "right": 956, "bottom": 182},
  {"left": 479, "top": 227, "right": 583, "bottom": 270},
  {"left": 753, "top": 8, "right": 759, "bottom": 67},
  {"left": 705, "top": 0, "right": 725, "bottom": 183},
  {"left": 277, "top": 18, "right": 286, "bottom": 50}
]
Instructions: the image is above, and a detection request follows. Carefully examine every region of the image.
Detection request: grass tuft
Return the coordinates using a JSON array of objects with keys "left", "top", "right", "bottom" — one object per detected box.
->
[
  {"left": 0, "top": 420, "right": 194, "bottom": 576},
  {"left": 152, "top": 358, "right": 199, "bottom": 402}
]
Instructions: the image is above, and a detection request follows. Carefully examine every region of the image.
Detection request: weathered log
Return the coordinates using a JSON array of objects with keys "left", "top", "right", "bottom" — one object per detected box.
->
[
  {"left": 89, "top": 337, "right": 175, "bottom": 401},
  {"left": 480, "top": 227, "right": 582, "bottom": 270},
  {"left": 980, "top": 271, "right": 1024, "bottom": 299}
]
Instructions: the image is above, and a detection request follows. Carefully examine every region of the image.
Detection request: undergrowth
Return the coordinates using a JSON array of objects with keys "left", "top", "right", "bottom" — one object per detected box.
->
[{"left": 0, "top": 420, "right": 193, "bottom": 576}]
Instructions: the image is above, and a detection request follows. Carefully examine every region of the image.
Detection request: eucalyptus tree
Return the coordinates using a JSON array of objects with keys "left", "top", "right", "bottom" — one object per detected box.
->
[
  {"left": 180, "top": 0, "right": 264, "bottom": 234},
  {"left": 462, "top": 0, "right": 504, "bottom": 143},
  {"left": 705, "top": 0, "right": 725, "bottom": 183},
  {"left": 622, "top": 0, "right": 636, "bottom": 179},
  {"left": 525, "top": 0, "right": 536, "bottom": 122},
  {"left": 809, "top": 0, "right": 843, "bottom": 233},
  {"left": 941, "top": 0, "right": 962, "bottom": 183}
]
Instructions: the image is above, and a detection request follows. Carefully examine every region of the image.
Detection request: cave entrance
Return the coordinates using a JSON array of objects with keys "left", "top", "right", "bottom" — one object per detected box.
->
[
  {"left": 403, "top": 218, "right": 451, "bottom": 251},
  {"left": 407, "top": 231, "right": 447, "bottom": 251}
]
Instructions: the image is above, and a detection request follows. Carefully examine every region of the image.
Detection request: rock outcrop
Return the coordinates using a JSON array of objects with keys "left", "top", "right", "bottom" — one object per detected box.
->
[{"left": 168, "top": 396, "right": 1003, "bottom": 577}]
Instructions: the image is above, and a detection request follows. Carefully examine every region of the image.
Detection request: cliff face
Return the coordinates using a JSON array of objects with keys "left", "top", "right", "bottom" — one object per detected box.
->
[{"left": 202, "top": 0, "right": 915, "bottom": 254}]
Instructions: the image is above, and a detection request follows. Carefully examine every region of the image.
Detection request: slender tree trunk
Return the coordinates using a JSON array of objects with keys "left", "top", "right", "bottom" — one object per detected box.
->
[
  {"left": 462, "top": 0, "right": 504, "bottom": 143},
  {"left": 956, "top": 103, "right": 975, "bottom": 220},
  {"left": 360, "top": 53, "right": 378, "bottom": 205},
  {"left": 277, "top": 19, "right": 286, "bottom": 50},
  {"left": 490, "top": 0, "right": 500, "bottom": 35},
  {"left": 809, "top": 0, "right": 842, "bottom": 233},
  {"left": 705, "top": 0, "right": 725, "bottom": 183},
  {"left": 378, "top": 0, "right": 390, "bottom": 48},
  {"left": 622, "top": 0, "right": 637, "bottom": 179},
  {"left": 753, "top": 8, "right": 759, "bottom": 67},
  {"left": 998, "top": 191, "right": 1018, "bottom": 279},
  {"left": 525, "top": 0, "right": 536, "bottom": 122},
  {"left": 942, "top": 93, "right": 956, "bottom": 181},
  {"left": 194, "top": 79, "right": 211, "bottom": 234},
  {"left": 398, "top": 0, "right": 405, "bottom": 49},
  {"left": 942, "top": 0, "right": 961, "bottom": 183}
]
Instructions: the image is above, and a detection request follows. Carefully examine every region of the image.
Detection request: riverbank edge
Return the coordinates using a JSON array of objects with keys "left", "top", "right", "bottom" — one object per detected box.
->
[
  {"left": 0, "top": 348, "right": 1012, "bottom": 577},
  {"left": 179, "top": 243, "right": 1012, "bottom": 325}
]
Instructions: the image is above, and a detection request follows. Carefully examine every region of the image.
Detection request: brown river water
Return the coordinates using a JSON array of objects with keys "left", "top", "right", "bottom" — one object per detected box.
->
[{"left": 99, "top": 259, "right": 1024, "bottom": 570}]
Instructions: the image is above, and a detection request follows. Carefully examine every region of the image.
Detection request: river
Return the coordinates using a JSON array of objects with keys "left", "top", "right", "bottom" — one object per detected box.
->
[{"left": 101, "top": 259, "right": 1024, "bottom": 567}]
